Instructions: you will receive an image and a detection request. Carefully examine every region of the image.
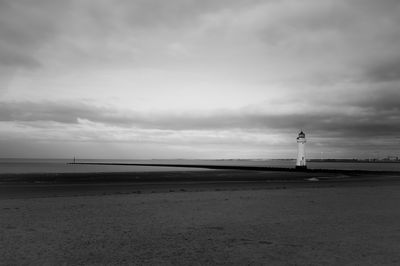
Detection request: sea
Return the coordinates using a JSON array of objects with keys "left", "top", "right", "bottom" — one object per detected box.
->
[{"left": 1, "top": 158, "right": 400, "bottom": 174}]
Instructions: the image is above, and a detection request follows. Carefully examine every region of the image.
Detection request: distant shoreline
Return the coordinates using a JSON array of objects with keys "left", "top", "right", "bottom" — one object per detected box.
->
[
  {"left": 308, "top": 159, "right": 400, "bottom": 163},
  {"left": 1, "top": 158, "right": 399, "bottom": 162}
]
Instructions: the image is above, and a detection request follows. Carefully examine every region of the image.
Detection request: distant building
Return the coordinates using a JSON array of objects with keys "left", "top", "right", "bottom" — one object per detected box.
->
[
  {"left": 383, "top": 156, "right": 399, "bottom": 161},
  {"left": 296, "top": 131, "right": 307, "bottom": 169}
]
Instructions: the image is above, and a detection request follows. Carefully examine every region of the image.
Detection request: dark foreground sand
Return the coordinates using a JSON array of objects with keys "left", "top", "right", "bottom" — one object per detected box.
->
[{"left": 1, "top": 171, "right": 400, "bottom": 265}]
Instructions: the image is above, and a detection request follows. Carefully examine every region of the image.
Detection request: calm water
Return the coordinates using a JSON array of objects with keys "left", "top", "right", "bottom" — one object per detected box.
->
[{"left": 1, "top": 158, "right": 400, "bottom": 174}]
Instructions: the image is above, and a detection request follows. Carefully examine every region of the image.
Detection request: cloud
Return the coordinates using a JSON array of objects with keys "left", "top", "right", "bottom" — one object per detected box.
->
[
  {"left": 365, "top": 57, "right": 400, "bottom": 82},
  {"left": 1, "top": 1, "right": 400, "bottom": 158},
  {"left": 0, "top": 1, "right": 69, "bottom": 69},
  {"left": 0, "top": 49, "right": 41, "bottom": 69},
  {"left": 1, "top": 99, "right": 398, "bottom": 159},
  {"left": 0, "top": 100, "right": 399, "bottom": 139},
  {"left": 1, "top": 0, "right": 399, "bottom": 79}
]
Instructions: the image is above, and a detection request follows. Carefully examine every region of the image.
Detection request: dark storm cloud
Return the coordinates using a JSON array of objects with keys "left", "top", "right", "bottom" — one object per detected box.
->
[
  {"left": 0, "top": 101, "right": 117, "bottom": 124},
  {"left": 349, "top": 88, "right": 400, "bottom": 112},
  {"left": 365, "top": 57, "right": 400, "bottom": 82},
  {"left": 0, "top": 0, "right": 264, "bottom": 70},
  {"left": 0, "top": 50, "right": 41, "bottom": 69},
  {"left": 109, "top": 0, "right": 256, "bottom": 28},
  {"left": 1, "top": 0, "right": 399, "bottom": 73},
  {"left": 1, "top": 100, "right": 399, "bottom": 138},
  {"left": 0, "top": 0, "right": 69, "bottom": 69}
]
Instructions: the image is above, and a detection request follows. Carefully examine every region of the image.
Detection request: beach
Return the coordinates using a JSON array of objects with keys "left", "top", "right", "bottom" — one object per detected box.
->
[{"left": 1, "top": 171, "right": 400, "bottom": 265}]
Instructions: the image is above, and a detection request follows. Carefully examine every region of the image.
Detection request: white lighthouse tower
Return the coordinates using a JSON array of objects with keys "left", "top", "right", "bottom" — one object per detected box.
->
[{"left": 296, "top": 130, "right": 307, "bottom": 169}]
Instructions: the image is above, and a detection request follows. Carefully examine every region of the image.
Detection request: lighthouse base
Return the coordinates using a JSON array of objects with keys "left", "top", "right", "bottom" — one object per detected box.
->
[{"left": 295, "top": 165, "right": 307, "bottom": 171}]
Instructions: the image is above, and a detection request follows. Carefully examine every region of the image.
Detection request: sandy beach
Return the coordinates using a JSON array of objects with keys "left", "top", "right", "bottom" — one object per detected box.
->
[{"left": 1, "top": 171, "right": 400, "bottom": 265}]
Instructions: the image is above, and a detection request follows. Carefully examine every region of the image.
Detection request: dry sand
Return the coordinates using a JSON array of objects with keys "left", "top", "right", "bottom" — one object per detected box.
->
[{"left": 1, "top": 172, "right": 400, "bottom": 265}]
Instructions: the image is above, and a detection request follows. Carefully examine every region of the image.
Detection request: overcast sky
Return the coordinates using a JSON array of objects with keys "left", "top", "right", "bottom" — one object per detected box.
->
[{"left": 1, "top": 0, "right": 399, "bottom": 159}]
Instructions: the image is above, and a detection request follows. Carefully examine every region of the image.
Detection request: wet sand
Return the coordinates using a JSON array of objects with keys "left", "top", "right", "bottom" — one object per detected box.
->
[{"left": 1, "top": 171, "right": 400, "bottom": 265}]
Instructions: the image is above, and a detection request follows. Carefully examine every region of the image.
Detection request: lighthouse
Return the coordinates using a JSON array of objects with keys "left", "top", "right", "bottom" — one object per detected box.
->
[{"left": 296, "top": 130, "right": 307, "bottom": 169}]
